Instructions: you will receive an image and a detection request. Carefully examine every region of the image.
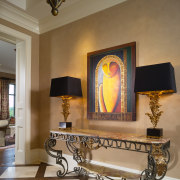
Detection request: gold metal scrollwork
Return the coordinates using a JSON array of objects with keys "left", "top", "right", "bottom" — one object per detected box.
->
[
  {"left": 61, "top": 96, "right": 72, "bottom": 122},
  {"left": 146, "top": 92, "right": 163, "bottom": 128},
  {"left": 152, "top": 144, "right": 167, "bottom": 176},
  {"left": 86, "top": 138, "right": 101, "bottom": 150}
]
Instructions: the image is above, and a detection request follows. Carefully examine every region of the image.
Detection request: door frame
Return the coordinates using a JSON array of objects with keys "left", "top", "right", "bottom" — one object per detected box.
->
[{"left": 0, "top": 24, "right": 31, "bottom": 164}]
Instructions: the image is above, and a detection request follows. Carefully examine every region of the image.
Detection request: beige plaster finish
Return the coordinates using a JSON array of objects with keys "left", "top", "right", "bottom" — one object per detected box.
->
[
  {"left": 39, "top": 0, "right": 180, "bottom": 177},
  {"left": 0, "top": 18, "right": 40, "bottom": 149},
  {"left": 39, "top": 0, "right": 180, "bottom": 178}
]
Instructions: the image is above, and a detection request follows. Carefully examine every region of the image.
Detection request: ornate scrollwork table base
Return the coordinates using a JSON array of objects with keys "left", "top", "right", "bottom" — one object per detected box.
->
[{"left": 45, "top": 128, "right": 170, "bottom": 180}]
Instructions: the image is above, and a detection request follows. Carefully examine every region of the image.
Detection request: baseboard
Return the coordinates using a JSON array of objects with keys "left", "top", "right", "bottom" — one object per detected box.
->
[
  {"left": 39, "top": 148, "right": 179, "bottom": 180},
  {"left": 26, "top": 148, "right": 41, "bottom": 164}
]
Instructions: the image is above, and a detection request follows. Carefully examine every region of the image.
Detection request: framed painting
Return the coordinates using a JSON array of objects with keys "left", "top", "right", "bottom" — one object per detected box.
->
[{"left": 87, "top": 42, "right": 136, "bottom": 121}]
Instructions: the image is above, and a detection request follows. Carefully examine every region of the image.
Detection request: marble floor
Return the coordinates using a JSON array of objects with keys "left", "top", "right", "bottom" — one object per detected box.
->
[
  {"left": 0, "top": 147, "right": 87, "bottom": 179},
  {"left": 0, "top": 166, "right": 39, "bottom": 178},
  {"left": 0, "top": 147, "right": 138, "bottom": 180},
  {"left": 0, "top": 163, "right": 140, "bottom": 180},
  {"left": 0, "top": 162, "right": 89, "bottom": 179}
]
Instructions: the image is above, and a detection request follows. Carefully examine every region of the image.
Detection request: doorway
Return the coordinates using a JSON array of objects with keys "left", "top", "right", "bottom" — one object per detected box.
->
[
  {"left": 0, "top": 24, "right": 32, "bottom": 164},
  {"left": 0, "top": 39, "right": 16, "bottom": 166}
]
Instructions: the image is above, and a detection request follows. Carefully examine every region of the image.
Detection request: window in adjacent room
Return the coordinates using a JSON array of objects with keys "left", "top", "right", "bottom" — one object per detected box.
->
[{"left": 9, "top": 84, "right": 15, "bottom": 117}]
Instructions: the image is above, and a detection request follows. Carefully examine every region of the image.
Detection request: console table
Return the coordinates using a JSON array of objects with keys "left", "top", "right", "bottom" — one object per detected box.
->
[{"left": 44, "top": 128, "right": 170, "bottom": 180}]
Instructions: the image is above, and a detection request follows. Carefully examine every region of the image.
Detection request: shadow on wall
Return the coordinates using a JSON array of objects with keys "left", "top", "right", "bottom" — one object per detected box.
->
[
  {"left": 174, "top": 65, "right": 180, "bottom": 94},
  {"left": 166, "top": 64, "right": 180, "bottom": 170},
  {"left": 69, "top": 77, "right": 86, "bottom": 129},
  {"left": 30, "top": 90, "right": 40, "bottom": 149},
  {"left": 73, "top": 97, "right": 84, "bottom": 129},
  {"left": 166, "top": 125, "right": 180, "bottom": 171},
  {"left": 80, "top": 77, "right": 88, "bottom": 129},
  {"left": 39, "top": 35, "right": 52, "bottom": 148}
]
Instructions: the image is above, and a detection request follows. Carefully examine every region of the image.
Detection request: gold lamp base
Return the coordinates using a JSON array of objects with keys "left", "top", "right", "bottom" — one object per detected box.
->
[
  {"left": 140, "top": 91, "right": 164, "bottom": 138},
  {"left": 59, "top": 96, "right": 72, "bottom": 129}
]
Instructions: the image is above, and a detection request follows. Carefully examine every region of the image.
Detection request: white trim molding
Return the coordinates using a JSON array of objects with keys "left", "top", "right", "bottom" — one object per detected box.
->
[
  {"left": 39, "top": 149, "right": 179, "bottom": 180},
  {"left": 0, "top": 32, "right": 16, "bottom": 44},
  {"left": 0, "top": 24, "right": 32, "bottom": 164},
  {"left": 0, "top": 1, "right": 39, "bottom": 34},
  {"left": 6, "top": 0, "right": 26, "bottom": 10},
  {"left": 0, "top": 0, "right": 127, "bottom": 35}
]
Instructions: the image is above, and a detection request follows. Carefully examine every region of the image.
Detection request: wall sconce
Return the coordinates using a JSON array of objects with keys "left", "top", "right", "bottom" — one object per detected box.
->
[
  {"left": 47, "top": 0, "right": 65, "bottom": 16},
  {"left": 50, "top": 76, "right": 82, "bottom": 128},
  {"left": 134, "top": 62, "right": 176, "bottom": 137}
]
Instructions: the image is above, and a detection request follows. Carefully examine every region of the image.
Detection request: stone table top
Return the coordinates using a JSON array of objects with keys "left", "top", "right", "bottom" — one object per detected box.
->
[{"left": 50, "top": 128, "right": 170, "bottom": 145}]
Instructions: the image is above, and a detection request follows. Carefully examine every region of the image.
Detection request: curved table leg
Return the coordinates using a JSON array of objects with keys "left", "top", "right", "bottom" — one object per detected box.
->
[
  {"left": 44, "top": 138, "right": 68, "bottom": 177},
  {"left": 141, "top": 144, "right": 170, "bottom": 180}
]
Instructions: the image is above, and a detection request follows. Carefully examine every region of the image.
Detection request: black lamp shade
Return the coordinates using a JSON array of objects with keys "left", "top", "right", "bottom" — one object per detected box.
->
[
  {"left": 50, "top": 76, "right": 82, "bottom": 97},
  {"left": 134, "top": 62, "right": 176, "bottom": 94}
]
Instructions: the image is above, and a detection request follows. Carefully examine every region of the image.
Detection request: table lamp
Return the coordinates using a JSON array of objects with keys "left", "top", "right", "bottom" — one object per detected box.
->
[
  {"left": 134, "top": 62, "right": 176, "bottom": 137},
  {"left": 50, "top": 76, "right": 82, "bottom": 128}
]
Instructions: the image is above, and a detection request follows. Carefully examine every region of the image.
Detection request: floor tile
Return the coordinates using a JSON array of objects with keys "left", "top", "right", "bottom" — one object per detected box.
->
[
  {"left": 0, "top": 166, "right": 39, "bottom": 178},
  {"left": 0, "top": 167, "right": 7, "bottom": 176},
  {"left": 35, "top": 162, "right": 47, "bottom": 178}
]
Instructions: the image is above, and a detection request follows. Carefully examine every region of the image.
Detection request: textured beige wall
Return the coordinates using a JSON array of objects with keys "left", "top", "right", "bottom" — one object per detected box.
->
[
  {"left": 39, "top": 0, "right": 180, "bottom": 178},
  {"left": 0, "top": 18, "right": 40, "bottom": 149}
]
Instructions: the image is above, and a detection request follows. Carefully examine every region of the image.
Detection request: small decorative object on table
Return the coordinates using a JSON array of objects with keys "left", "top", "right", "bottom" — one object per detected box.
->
[
  {"left": 134, "top": 62, "right": 176, "bottom": 137},
  {"left": 50, "top": 76, "right": 82, "bottom": 129}
]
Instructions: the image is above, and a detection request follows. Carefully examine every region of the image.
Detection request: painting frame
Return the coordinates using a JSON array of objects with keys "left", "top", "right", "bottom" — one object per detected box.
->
[{"left": 87, "top": 42, "right": 136, "bottom": 121}]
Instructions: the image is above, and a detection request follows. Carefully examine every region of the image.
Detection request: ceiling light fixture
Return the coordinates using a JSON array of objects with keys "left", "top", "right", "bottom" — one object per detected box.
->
[{"left": 47, "top": 0, "right": 65, "bottom": 16}]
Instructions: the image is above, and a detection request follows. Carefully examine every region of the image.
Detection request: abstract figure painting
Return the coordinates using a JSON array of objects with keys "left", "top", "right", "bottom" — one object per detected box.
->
[
  {"left": 87, "top": 42, "right": 136, "bottom": 121},
  {"left": 96, "top": 55, "right": 125, "bottom": 113}
]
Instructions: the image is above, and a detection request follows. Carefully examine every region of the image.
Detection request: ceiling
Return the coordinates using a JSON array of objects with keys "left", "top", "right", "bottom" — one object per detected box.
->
[
  {"left": 0, "top": 40, "right": 16, "bottom": 74},
  {"left": 0, "top": 0, "right": 126, "bottom": 72},
  {"left": 0, "top": 0, "right": 127, "bottom": 34},
  {"left": 5, "top": 0, "right": 81, "bottom": 20}
]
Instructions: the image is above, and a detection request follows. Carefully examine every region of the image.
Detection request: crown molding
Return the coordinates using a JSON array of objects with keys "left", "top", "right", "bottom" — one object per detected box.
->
[
  {"left": 0, "top": 32, "right": 16, "bottom": 44},
  {"left": 0, "top": 0, "right": 126, "bottom": 35},
  {"left": 6, "top": 0, "right": 26, "bottom": 10},
  {"left": 39, "top": 0, "right": 126, "bottom": 34},
  {"left": 0, "top": 1, "right": 39, "bottom": 34}
]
